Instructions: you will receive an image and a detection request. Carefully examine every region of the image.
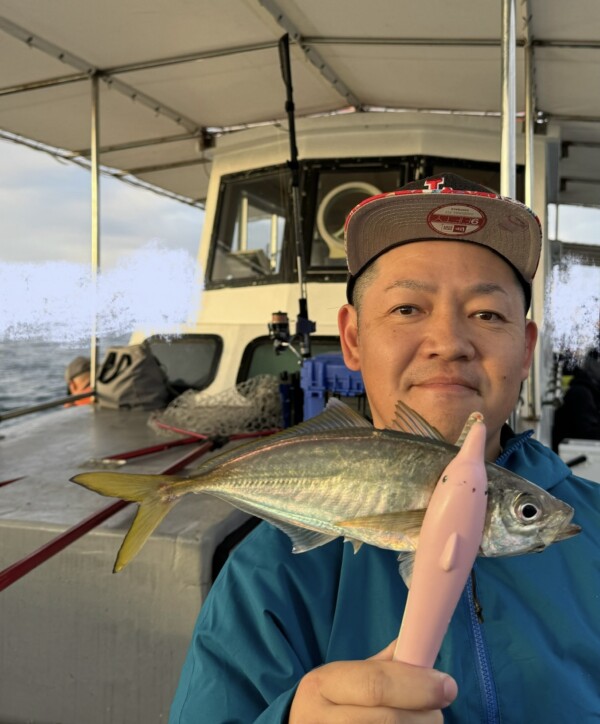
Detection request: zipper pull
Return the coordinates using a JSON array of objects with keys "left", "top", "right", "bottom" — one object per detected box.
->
[{"left": 471, "top": 569, "right": 485, "bottom": 623}]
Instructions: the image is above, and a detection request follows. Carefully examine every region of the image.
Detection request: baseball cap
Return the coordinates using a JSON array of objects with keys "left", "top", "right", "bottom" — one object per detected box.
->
[
  {"left": 65, "top": 356, "right": 91, "bottom": 383},
  {"left": 344, "top": 173, "right": 542, "bottom": 307}
]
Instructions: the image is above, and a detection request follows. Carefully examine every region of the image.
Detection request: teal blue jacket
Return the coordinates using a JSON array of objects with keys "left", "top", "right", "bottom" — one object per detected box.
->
[{"left": 170, "top": 433, "right": 600, "bottom": 723}]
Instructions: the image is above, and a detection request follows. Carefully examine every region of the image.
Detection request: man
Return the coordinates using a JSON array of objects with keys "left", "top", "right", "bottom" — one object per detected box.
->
[
  {"left": 170, "top": 175, "right": 600, "bottom": 723},
  {"left": 552, "top": 349, "right": 600, "bottom": 451},
  {"left": 65, "top": 356, "right": 93, "bottom": 406}
]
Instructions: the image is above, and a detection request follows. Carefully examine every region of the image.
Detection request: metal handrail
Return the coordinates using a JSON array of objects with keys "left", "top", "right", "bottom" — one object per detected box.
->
[{"left": 0, "top": 391, "right": 95, "bottom": 422}]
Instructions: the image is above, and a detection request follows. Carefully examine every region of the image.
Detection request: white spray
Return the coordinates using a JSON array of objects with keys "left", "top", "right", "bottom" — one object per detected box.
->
[
  {"left": 0, "top": 242, "right": 201, "bottom": 344},
  {"left": 543, "top": 254, "right": 600, "bottom": 363}
]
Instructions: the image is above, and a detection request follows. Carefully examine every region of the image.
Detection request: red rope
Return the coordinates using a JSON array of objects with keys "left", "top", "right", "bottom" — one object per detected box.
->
[
  {"left": 0, "top": 476, "right": 26, "bottom": 488},
  {"left": 0, "top": 428, "right": 277, "bottom": 591},
  {"left": 0, "top": 441, "right": 214, "bottom": 592},
  {"left": 0, "top": 500, "right": 130, "bottom": 592},
  {"left": 102, "top": 436, "right": 201, "bottom": 461}
]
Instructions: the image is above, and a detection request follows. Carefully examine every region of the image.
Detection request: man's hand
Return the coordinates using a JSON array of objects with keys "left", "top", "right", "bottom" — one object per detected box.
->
[{"left": 289, "top": 640, "right": 457, "bottom": 723}]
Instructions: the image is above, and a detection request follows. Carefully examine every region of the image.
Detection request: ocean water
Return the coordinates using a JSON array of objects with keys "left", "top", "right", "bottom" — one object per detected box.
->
[{"left": 0, "top": 336, "right": 128, "bottom": 416}]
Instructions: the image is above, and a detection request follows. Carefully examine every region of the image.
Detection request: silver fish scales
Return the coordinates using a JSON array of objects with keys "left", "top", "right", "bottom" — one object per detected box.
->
[{"left": 71, "top": 399, "right": 580, "bottom": 573}]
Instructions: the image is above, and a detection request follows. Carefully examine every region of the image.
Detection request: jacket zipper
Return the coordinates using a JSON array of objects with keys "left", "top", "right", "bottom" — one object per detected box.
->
[
  {"left": 459, "top": 433, "right": 533, "bottom": 723},
  {"left": 465, "top": 572, "right": 500, "bottom": 723},
  {"left": 495, "top": 430, "right": 533, "bottom": 466}
]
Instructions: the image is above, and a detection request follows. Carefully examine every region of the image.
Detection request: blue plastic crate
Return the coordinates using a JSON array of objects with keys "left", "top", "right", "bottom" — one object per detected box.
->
[{"left": 300, "top": 353, "right": 365, "bottom": 419}]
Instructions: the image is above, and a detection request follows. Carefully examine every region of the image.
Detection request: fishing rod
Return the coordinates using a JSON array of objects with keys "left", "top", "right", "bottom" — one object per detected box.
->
[{"left": 272, "top": 33, "right": 315, "bottom": 359}]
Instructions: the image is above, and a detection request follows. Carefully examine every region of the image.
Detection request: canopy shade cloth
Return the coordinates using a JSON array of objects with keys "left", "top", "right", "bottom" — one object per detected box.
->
[{"left": 1, "top": 0, "right": 599, "bottom": 208}]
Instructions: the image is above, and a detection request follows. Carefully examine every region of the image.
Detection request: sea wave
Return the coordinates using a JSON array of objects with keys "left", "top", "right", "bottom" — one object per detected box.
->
[{"left": 0, "top": 336, "right": 128, "bottom": 415}]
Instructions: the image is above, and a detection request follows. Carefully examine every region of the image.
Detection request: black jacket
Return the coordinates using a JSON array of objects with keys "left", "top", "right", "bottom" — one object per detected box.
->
[{"left": 552, "top": 366, "right": 600, "bottom": 451}]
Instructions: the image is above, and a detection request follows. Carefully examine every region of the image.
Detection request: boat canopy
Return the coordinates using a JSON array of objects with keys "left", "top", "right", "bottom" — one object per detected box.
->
[{"left": 1, "top": 0, "right": 599, "bottom": 210}]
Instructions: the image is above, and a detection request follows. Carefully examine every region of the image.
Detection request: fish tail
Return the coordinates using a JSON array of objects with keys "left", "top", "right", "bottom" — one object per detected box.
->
[
  {"left": 113, "top": 493, "right": 177, "bottom": 572},
  {"left": 71, "top": 472, "right": 180, "bottom": 572}
]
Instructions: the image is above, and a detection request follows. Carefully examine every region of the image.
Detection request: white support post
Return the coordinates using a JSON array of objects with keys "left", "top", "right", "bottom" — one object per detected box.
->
[
  {"left": 501, "top": 0, "right": 517, "bottom": 199},
  {"left": 90, "top": 74, "right": 100, "bottom": 386}
]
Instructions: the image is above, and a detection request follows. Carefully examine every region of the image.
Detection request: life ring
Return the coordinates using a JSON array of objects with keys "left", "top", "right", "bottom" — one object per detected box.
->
[{"left": 316, "top": 181, "right": 381, "bottom": 258}]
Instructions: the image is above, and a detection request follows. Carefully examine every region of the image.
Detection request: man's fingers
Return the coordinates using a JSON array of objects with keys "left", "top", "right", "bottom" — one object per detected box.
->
[
  {"left": 290, "top": 656, "right": 456, "bottom": 723},
  {"left": 310, "top": 704, "right": 444, "bottom": 724},
  {"left": 310, "top": 659, "right": 457, "bottom": 711}
]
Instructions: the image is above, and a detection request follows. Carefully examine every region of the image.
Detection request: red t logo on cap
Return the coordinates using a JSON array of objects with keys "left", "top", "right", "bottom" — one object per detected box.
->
[{"left": 424, "top": 177, "right": 445, "bottom": 191}]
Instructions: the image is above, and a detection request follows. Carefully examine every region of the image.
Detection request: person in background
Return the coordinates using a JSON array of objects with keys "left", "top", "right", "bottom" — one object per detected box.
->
[
  {"left": 552, "top": 348, "right": 600, "bottom": 451},
  {"left": 169, "top": 174, "right": 600, "bottom": 723},
  {"left": 65, "top": 356, "right": 93, "bottom": 406}
]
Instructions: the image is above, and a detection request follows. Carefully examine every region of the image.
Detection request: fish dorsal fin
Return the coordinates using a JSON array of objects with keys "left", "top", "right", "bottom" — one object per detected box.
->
[
  {"left": 397, "top": 552, "right": 415, "bottom": 588},
  {"left": 309, "top": 397, "right": 372, "bottom": 430},
  {"left": 214, "top": 399, "right": 370, "bottom": 461},
  {"left": 454, "top": 411, "right": 484, "bottom": 447},
  {"left": 274, "top": 397, "right": 371, "bottom": 442},
  {"left": 391, "top": 400, "right": 444, "bottom": 441},
  {"left": 190, "top": 399, "right": 371, "bottom": 477}
]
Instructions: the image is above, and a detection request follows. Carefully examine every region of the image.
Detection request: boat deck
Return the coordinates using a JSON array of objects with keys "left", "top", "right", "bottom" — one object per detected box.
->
[{"left": 0, "top": 405, "right": 249, "bottom": 724}]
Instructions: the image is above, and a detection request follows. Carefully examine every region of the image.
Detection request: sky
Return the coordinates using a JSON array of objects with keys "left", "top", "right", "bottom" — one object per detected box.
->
[
  {"left": 0, "top": 138, "right": 205, "bottom": 342},
  {"left": 0, "top": 139, "right": 204, "bottom": 268},
  {"left": 0, "top": 135, "right": 598, "bottom": 352}
]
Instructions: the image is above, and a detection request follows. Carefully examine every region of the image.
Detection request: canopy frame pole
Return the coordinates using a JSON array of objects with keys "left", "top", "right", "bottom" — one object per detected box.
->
[
  {"left": 501, "top": 0, "right": 519, "bottom": 431},
  {"left": 501, "top": 0, "right": 517, "bottom": 199},
  {"left": 90, "top": 73, "right": 100, "bottom": 385},
  {"left": 523, "top": 1, "right": 540, "bottom": 422}
]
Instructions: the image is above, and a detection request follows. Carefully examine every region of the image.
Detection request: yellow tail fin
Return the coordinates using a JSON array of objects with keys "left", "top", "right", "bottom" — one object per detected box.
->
[
  {"left": 71, "top": 472, "right": 180, "bottom": 572},
  {"left": 114, "top": 494, "right": 177, "bottom": 572}
]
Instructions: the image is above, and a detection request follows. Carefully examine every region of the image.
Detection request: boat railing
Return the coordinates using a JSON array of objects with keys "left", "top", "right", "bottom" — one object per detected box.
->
[{"left": 0, "top": 390, "right": 96, "bottom": 422}]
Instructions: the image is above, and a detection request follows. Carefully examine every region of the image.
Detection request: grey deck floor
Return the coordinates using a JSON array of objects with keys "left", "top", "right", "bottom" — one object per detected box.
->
[{"left": 0, "top": 405, "right": 249, "bottom": 724}]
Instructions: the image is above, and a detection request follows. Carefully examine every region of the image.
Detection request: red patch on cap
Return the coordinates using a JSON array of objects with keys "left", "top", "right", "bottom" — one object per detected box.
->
[{"left": 427, "top": 203, "right": 487, "bottom": 237}]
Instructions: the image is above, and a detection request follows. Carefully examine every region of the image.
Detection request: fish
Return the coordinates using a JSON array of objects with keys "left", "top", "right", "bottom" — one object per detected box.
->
[{"left": 70, "top": 399, "right": 580, "bottom": 576}]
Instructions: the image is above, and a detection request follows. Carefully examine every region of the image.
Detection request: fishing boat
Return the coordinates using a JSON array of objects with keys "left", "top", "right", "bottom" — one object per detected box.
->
[{"left": 1, "top": 2, "right": 599, "bottom": 721}]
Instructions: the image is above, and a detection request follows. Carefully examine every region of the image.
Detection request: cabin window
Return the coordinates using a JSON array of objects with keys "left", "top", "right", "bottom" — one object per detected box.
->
[
  {"left": 145, "top": 334, "right": 222, "bottom": 394},
  {"left": 305, "top": 159, "right": 526, "bottom": 272},
  {"left": 237, "top": 336, "right": 369, "bottom": 426},
  {"left": 209, "top": 168, "right": 289, "bottom": 284},
  {"left": 308, "top": 166, "right": 406, "bottom": 269},
  {"left": 237, "top": 335, "right": 342, "bottom": 382},
  {"left": 208, "top": 157, "right": 524, "bottom": 288}
]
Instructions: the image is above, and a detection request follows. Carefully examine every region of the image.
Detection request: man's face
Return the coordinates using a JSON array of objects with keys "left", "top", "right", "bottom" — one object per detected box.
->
[
  {"left": 338, "top": 241, "right": 537, "bottom": 460},
  {"left": 69, "top": 372, "right": 91, "bottom": 395}
]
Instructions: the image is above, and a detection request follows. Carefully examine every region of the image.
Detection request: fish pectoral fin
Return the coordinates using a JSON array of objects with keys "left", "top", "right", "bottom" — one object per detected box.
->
[
  {"left": 390, "top": 401, "right": 445, "bottom": 441},
  {"left": 288, "top": 527, "right": 338, "bottom": 553},
  {"left": 397, "top": 552, "right": 416, "bottom": 588},
  {"left": 216, "top": 499, "right": 338, "bottom": 554},
  {"left": 336, "top": 510, "right": 426, "bottom": 539}
]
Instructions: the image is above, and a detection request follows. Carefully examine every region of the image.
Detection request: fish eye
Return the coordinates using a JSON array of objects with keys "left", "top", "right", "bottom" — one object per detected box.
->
[{"left": 514, "top": 495, "right": 543, "bottom": 524}]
